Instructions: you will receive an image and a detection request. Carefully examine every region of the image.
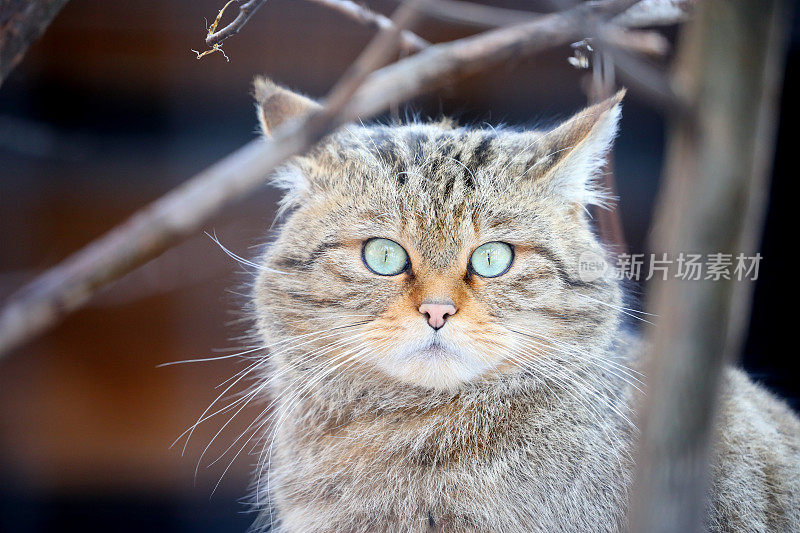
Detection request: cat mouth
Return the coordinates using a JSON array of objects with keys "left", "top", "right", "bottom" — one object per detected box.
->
[
  {"left": 416, "top": 346, "right": 451, "bottom": 358},
  {"left": 411, "top": 339, "right": 459, "bottom": 359},
  {"left": 382, "top": 337, "right": 486, "bottom": 389}
]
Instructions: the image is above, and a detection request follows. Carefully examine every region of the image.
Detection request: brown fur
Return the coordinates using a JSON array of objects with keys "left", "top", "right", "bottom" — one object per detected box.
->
[
  {"left": 253, "top": 77, "right": 321, "bottom": 136},
  {"left": 244, "top": 78, "right": 800, "bottom": 532}
]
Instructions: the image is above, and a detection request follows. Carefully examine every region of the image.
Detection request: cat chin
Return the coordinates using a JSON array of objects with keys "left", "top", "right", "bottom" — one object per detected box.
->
[{"left": 375, "top": 348, "right": 493, "bottom": 391}]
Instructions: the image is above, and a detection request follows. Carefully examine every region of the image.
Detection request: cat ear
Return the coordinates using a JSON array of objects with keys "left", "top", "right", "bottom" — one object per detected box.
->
[
  {"left": 529, "top": 89, "right": 625, "bottom": 206},
  {"left": 253, "top": 77, "right": 322, "bottom": 137}
]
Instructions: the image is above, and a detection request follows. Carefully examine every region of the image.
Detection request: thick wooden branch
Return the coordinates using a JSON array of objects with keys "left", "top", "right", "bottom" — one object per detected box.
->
[
  {"left": 0, "top": 0, "right": 70, "bottom": 86},
  {"left": 0, "top": 0, "right": 641, "bottom": 358},
  {"left": 628, "top": 0, "right": 789, "bottom": 531}
]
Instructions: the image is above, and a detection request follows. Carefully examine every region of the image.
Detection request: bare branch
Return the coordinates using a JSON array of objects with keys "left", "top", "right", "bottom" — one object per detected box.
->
[
  {"left": 343, "top": 0, "right": 641, "bottom": 119},
  {"left": 305, "top": 0, "right": 422, "bottom": 134},
  {"left": 199, "top": 0, "right": 429, "bottom": 57},
  {"left": 416, "top": 0, "right": 697, "bottom": 31},
  {"left": 613, "top": 0, "right": 697, "bottom": 27},
  {"left": 602, "top": 26, "right": 670, "bottom": 57},
  {"left": 592, "top": 30, "right": 681, "bottom": 111},
  {"left": 628, "top": 0, "right": 789, "bottom": 531},
  {"left": 305, "top": 0, "right": 429, "bottom": 53},
  {"left": 205, "top": 0, "right": 268, "bottom": 47},
  {"left": 413, "top": 0, "right": 541, "bottom": 28},
  {"left": 0, "top": 0, "right": 70, "bottom": 87},
  {"left": 0, "top": 0, "right": 641, "bottom": 358}
]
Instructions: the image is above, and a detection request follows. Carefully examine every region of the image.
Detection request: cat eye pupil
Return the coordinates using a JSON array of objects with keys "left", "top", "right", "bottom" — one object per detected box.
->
[
  {"left": 363, "top": 238, "right": 409, "bottom": 276},
  {"left": 470, "top": 242, "right": 513, "bottom": 278}
]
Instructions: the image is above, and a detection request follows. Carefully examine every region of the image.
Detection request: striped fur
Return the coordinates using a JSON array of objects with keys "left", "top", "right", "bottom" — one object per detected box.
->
[{"left": 246, "top": 79, "right": 800, "bottom": 532}]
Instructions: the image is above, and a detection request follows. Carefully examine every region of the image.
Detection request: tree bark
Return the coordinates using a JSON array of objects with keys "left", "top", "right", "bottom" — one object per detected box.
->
[{"left": 627, "top": 0, "right": 789, "bottom": 531}]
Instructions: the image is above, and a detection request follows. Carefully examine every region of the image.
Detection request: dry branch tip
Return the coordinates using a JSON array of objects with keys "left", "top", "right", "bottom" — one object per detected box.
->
[
  {"left": 191, "top": 45, "right": 230, "bottom": 62},
  {"left": 194, "top": 0, "right": 239, "bottom": 61}
]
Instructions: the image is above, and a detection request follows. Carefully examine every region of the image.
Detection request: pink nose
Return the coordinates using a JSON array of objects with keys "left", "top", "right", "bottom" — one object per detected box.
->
[{"left": 418, "top": 301, "right": 457, "bottom": 330}]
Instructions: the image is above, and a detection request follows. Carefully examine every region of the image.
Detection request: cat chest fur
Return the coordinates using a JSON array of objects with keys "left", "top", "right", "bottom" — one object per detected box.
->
[{"left": 265, "top": 379, "right": 633, "bottom": 533}]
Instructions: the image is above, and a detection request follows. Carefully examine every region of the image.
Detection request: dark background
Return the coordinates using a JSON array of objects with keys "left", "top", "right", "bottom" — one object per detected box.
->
[{"left": 0, "top": 1, "right": 796, "bottom": 531}]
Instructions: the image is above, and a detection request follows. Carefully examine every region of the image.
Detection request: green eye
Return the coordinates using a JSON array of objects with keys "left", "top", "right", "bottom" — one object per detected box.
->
[
  {"left": 362, "top": 238, "right": 409, "bottom": 276},
  {"left": 470, "top": 242, "right": 514, "bottom": 278}
]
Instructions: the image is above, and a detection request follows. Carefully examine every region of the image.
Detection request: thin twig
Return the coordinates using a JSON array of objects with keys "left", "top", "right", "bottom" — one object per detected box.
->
[
  {"left": 343, "top": 0, "right": 642, "bottom": 119},
  {"left": 602, "top": 26, "right": 670, "bottom": 57},
  {"left": 412, "top": 0, "right": 542, "bottom": 28},
  {"left": 612, "top": 0, "right": 697, "bottom": 27},
  {"left": 418, "top": 0, "right": 669, "bottom": 57},
  {"left": 305, "top": 0, "right": 429, "bottom": 53},
  {"left": 413, "top": 0, "right": 695, "bottom": 32},
  {"left": 0, "top": 0, "right": 642, "bottom": 358},
  {"left": 320, "top": 0, "right": 423, "bottom": 114},
  {"left": 598, "top": 41, "right": 680, "bottom": 111},
  {"left": 205, "top": 0, "right": 268, "bottom": 47},
  {"left": 591, "top": 24, "right": 681, "bottom": 111},
  {"left": 199, "top": 0, "right": 429, "bottom": 58}
]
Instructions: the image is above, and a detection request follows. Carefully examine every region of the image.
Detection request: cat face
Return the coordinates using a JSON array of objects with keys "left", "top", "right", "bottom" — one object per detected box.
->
[{"left": 253, "top": 80, "right": 624, "bottom": 391}]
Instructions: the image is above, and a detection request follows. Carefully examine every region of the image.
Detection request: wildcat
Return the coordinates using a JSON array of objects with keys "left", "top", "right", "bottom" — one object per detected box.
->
[{"left": 245, "top": 77, "right": 800, "bottom": 532}]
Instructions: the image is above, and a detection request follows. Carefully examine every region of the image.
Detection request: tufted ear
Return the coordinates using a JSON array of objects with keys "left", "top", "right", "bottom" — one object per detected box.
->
[
  {"left": 253, "top": 77, "right": 322, "bottom": 137},
  {"left": 528, "top": 89, "right": 625, "bottom": 206}
]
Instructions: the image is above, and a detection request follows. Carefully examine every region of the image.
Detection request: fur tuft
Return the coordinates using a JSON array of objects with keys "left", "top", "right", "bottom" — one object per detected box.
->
[
  {"left": 253, "top": 76, "right": 321, "bottom": 136},
  {"left": 531, "top": 90, "right": 625, "bottom": 207}
]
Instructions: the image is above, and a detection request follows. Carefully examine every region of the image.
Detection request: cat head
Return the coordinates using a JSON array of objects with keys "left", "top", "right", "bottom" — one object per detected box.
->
[{"left": 252, "top": 78, "right": 624, "bottom": 391}]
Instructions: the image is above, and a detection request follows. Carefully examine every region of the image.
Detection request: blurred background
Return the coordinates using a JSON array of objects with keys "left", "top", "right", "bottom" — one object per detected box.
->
[{"left": 0, "top": 0, "right": 797, "bottom": 531}]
